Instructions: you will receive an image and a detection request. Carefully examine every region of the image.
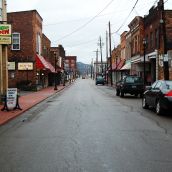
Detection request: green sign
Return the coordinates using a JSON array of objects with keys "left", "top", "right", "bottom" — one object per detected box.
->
[{"left": 0, "top": 24, "right": 11, "bottom": 44}]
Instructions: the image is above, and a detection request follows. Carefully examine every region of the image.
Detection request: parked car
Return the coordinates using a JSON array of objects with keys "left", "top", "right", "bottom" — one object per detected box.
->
[
  {"left": 96, "top": 75, "right": 105, "bottom": 85},
  {"left": 142, "top": 80, "right": 172, "bottom": 115},
  {"left": 82, "top": 75, "right": 86, "bottom": 79},
  {"left": 116, "top": 75, "right": 144, "bottom": 97}
]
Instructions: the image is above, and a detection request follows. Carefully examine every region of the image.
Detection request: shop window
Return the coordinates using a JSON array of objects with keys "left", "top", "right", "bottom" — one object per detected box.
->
[{"left": 12, "top": 33, "right": 20, "bottom": 50}]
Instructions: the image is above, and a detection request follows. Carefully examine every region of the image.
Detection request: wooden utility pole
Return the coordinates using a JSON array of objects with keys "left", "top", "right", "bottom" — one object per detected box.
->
[
  {"left": 108, "top": 21, "right": 113, "bottom": 86},
  {"left": 98, "top": 36, "right": 104, "bottom": 76},
  {"left": 0, "top": 0, "right": 8, "bottom": 99},
  {"left": 106, "top": 31, "right": 108, "bottom": 84}
]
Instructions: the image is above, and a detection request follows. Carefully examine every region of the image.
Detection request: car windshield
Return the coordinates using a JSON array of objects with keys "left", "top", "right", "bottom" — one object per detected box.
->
[
  {"left": 125, "top": 76, "right": 143, "bottom": 83},
  {"left": 165, "top": 81, "right": 172, "bottom": 90}
]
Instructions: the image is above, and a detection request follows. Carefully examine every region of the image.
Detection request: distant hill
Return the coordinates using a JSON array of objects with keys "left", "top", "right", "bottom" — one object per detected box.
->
[{"left": 77, "top": 62, "right": 91, "bottom": 75}]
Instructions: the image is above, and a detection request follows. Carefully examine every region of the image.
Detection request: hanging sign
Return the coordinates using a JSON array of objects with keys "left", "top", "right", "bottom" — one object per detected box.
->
[{"left": 0, "top": 24, "right": 12, "bottom": 44}]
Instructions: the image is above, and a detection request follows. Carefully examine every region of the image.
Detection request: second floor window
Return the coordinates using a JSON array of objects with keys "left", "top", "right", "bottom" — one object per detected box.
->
[
  {"left": 155, "top": 29, "right": 159, "bottom": 49},
  {"left": 150, "top": 32, "right": 153, "bottom": 49},
  {"left": 36, "top": 33, "right": 41, "bottom": 55},
  {"left": 12, "top": 33, "right": 20, "bottom": 50}
]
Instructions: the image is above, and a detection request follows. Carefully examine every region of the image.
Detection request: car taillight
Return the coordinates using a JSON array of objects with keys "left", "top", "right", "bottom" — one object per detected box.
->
[{"left": 165, "top": 90, "right": 172, "bottom": 97}]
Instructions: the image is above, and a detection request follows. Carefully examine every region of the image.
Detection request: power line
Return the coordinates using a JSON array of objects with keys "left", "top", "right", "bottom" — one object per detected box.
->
[
  {"left": 64, "top": 38, "right": 98, "bottom": 48},
  {"left": 54, "top": 0, "right": 115, "bottom": 42},
  {"left": 44, "top": 7, "right": 134, "bottom": 27},
  {"left": 112, "top": 0, "right": 139, "bottom": 34}
]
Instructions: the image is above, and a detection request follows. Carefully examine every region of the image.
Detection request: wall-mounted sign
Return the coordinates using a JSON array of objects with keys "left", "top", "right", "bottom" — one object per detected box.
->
[
  {"left": 0, "top": 24, "right": 12, "bottom": 44},
  {"left": 8, "top": 62, "right": 15, "bottom": 70},
  {"left": 18, "top": 62, "right": 33, "bottom": 70}
]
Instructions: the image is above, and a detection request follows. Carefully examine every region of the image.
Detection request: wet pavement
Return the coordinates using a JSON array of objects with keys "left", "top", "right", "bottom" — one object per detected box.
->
[
  {"left": 0, "top": 85, "right": 66, "bottom": 125},
  {"left": 1, "top": 79, "right": 172, "bottom": 171}
]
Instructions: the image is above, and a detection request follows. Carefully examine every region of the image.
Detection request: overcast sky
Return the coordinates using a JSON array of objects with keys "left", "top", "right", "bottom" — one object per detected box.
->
[{"left": 7, "top": 0, "right": 172, "bottom": 64}]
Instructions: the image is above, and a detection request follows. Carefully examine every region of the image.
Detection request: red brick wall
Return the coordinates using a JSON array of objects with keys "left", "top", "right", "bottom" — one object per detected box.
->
[{"left": 7, "top": 10, "right": 43, "bottom": 87}]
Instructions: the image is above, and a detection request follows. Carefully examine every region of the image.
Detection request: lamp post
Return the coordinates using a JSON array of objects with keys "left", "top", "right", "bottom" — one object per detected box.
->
[
  {"left": 54, "top": 52, "right": 57, "bottom": 90},
  {"left": 143, "top": 38, "right": 146, "bottom": 87}
]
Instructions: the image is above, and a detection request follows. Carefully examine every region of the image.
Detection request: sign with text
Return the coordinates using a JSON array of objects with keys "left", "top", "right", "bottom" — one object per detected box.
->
[
  {"left": 8, "top": 62, "right": 16, "bottom": 70},
  {"left": 7, "top": 88, "right": 17, "bottom": 110},
  {"left": 0, "top": 24, "right": 12, "bottom": 44},
  {"left": 18, "top": 62, "right": 33, "bottom": 70}
]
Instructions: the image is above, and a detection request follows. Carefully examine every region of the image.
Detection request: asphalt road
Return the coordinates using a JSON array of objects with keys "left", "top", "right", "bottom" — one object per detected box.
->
[{"left": 1, "top": 78, "right": 172, "bottom": 172}]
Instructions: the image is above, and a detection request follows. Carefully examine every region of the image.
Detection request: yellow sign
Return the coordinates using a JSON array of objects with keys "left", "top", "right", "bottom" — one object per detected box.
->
[
  {"left": 18, "top": 63, "right": 33, "bottom": 70},
  {"left": 0, "top": 24, "right": 12, "bottom": 44},
  {"left": 8, "top": 62, "right": 16, "bottom": 70}
]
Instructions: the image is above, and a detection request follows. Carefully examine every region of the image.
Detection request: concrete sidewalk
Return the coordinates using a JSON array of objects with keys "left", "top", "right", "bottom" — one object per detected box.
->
[{"left": 0, "top": 85, "right": 66, "bottom": 126}]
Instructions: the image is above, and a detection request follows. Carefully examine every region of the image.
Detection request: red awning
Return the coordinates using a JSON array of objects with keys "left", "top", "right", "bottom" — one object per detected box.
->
[
  {"left": 36, "top": 54, "right": 55, "bottom": 73},
  {"left": 110, "top": 59, "right": 125, "bottom": 70},
  {"left": 117, "top": 59, "right": 125, "bottom": 70}
]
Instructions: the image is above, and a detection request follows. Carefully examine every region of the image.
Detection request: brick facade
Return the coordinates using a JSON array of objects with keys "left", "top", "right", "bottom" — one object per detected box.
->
[{"left": 7, "top": 10, "right": 43, "bottom": 88}]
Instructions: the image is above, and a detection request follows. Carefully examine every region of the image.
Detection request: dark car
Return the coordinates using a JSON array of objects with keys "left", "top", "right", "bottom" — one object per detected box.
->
[
  {"left": 116, "top": 75, "right": 144, "bottom": 97},
  {"left": 96, "top": 75, "right": 105, "bottom": 85},
  {"left": 142, "top": 80, "right": 172, "bottom": 115}
]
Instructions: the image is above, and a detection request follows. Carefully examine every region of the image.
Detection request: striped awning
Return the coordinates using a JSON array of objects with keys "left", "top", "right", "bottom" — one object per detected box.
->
[{"left": 36, "top": 54, "right": 55, "bottom": 73}]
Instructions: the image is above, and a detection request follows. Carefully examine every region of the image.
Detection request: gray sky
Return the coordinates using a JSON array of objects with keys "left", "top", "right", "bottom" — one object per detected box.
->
[{"left": 7, "top": 0, "right": 172, "bottom": 64}]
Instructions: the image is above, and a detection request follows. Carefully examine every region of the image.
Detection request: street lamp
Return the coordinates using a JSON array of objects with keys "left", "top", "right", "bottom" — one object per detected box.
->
[
  {"left": 54, "top": 52, "right": 58, "bottom": 90},
  {"left": 143, "top": 38, "right": 147, "bottom": 87}
]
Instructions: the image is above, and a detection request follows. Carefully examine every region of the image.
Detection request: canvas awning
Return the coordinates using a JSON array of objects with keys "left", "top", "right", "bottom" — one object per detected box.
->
[
  {"left": 120, "top": 61, "right": 131, "bottom": 70},
  {"left": 36, "top": 54, "right": 55, "bottom": 73},
  {"left": 111, "top": 59, "right": 125, "bottom": 70}
]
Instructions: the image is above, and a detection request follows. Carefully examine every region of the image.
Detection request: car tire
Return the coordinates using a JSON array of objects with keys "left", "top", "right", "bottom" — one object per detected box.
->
[
  {"left": 120, "top": 90, "right": 124, "bottom": 97},
  {"left": 135, "top": 94, "right": 138, "bottom": 97},
  {"left": 156, "top": 100, "right": 163, "bottom": 115},
  {"left": 142, "top": 97, "right": 148, "bottom": 109},
  {"left": 116, "top": 90, "right": 120, "bottom": 96}
]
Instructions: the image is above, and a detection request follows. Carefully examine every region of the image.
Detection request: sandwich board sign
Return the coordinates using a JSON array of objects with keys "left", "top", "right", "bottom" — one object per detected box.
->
[{"left": 6, "top": 88, "right": 17, "bottom": 110}]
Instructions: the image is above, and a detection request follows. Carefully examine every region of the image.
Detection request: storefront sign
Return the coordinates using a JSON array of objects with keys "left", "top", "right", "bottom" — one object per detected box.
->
[
  {"left": 0, "top": 24, "right": 12, "bottom": 44},
  {"left": 18, "top": 62, "right": 33, "bottom": 70},
  {"left": 8, "top": 62, "right": 15, "bottom": 70},
  {"left": 7, "top": 88, "right": 17, "bottom": 110}
]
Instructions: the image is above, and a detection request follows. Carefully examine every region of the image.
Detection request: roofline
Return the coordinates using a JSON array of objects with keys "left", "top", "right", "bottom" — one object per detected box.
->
[{"left": 7, "top": 10, "right": 43, "bottom": 21}]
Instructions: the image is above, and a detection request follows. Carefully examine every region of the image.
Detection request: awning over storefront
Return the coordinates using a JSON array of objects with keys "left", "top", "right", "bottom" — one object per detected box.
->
[
  {"left": 117, "top": 59, "right": 125, "bottom": 70},
  {"left": 36, "top": 54, "right": 55, "bottom": 73},
  {"left": 111, "top": 59, "right": 125, "bottom": 70},
  {"left": 120, "top": 61, "right": 131, "bottom": 70}
]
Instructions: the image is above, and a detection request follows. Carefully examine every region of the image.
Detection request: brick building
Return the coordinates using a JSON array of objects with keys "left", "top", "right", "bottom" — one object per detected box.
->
[
  {"left": 49, "top": 45, "right": 66, "bottom": 86},
  {"left": 7, "top": 10, "right": 55, "bottom": 90},
  {"left": 65, "top": 56, "right": 77, "bottom": 80},
  {"left": 128, "top": 16, "right": 149, "bottom": 79},
  {"left": 144, "top": 1, "right": 172, "bottom": 82}
]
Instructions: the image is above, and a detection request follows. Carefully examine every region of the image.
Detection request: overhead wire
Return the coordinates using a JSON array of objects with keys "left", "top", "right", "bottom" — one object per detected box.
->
[
  {"left": 53, "top": 0, "right": 115, "bottom": 42},
  {"left": 112, "top": 0, "right": 139, "bottom": 34}
]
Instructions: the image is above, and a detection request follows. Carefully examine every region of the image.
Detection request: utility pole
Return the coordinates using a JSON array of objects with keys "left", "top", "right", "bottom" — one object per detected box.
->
[
  {"left": 0, "top": 0, "right": 9, "bottom": 99},
  {"left": 108, "top": 21, "right": 113, "bottom": 86},
  {"left": 93, "top": 49, "right": 99, "bottom": 78},
  {"left": 159, "top": 0, "right": 169, "bottom": 80},
  {"left": 106, "top": 31, "right": 108, "bottom": 84},
  {"left": 98, "top": 36, "right": 104, "bottom": 76}
]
